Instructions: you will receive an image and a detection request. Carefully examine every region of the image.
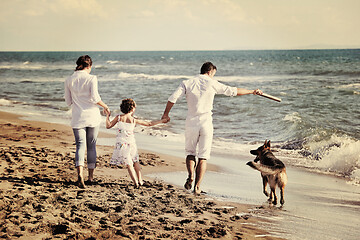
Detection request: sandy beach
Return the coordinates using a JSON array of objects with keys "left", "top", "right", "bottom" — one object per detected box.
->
[{"left": 0, "top": 111, "right": 282, "bottom": 240}]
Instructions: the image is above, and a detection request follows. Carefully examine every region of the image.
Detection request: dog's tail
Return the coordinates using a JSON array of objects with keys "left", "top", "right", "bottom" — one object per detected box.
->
[{"left": 246, "top": 161, "right": 284, "bottom": 175}]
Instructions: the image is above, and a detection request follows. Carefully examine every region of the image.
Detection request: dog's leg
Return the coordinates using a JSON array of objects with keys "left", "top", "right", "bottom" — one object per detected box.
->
[
  {"left": 280, "top": 186, "right": 285, "bottom": 205},
  {"left": 268, "top": 191, "right": 273, "bottom": 203},
  {"left": 262, "top": 174, "right": 269, "bottom": 197},
  {"left": 271, "top": 187, "right": 277, "bottom": 205}
]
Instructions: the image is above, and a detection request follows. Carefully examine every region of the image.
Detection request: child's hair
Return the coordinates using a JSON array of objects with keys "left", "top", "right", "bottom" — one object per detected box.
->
[{"left": 120, "top": 98, "right": 136, "bottom": 114}]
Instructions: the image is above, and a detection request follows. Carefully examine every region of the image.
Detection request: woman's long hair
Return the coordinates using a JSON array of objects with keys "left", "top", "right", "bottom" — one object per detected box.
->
[{"left": 75, "top": 55, "right": 92, "bottom": 71}]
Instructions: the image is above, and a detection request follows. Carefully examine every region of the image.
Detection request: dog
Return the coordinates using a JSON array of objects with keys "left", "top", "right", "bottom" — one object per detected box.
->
[{"left": 247, "top": 140, "right": 287, "bottom": 205}]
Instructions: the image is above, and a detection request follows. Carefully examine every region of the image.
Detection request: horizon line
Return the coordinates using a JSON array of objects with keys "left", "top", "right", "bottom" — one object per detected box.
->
[{"left": 1, "top": 47, "right": 360, "bottom": 52}]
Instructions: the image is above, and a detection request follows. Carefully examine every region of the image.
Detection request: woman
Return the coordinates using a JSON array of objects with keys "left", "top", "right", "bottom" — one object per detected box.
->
[{"left": 64, "top": 55, "right": 110, "bottom": 188}]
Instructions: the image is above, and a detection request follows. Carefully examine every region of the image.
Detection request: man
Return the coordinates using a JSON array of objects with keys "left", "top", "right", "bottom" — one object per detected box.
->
[{"left": 162, "top": 62, "right": 262, "bottom": 194}]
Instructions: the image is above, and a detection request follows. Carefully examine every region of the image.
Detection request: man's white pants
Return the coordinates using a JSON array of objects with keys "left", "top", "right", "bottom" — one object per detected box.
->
[{"left": 185, "top": 115, "right": 213, "bottom": 160}]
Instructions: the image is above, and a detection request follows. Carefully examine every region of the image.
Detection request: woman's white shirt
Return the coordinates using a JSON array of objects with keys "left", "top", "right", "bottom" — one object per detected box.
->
[{"left": 64, "top": 70, "right": 102, "bottom": 128}]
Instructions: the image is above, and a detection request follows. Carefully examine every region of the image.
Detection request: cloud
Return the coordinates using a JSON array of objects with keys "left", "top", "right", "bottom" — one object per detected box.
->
[
  {"left": 55, "top": 0, "right": 108, "bottom": 18},
  {"left": 128, "top": 10, "right": 155, "bottom": 19},
  {"left": 0, "top": 0, "right": 108, "bottom": 21},
  {"left": 1, "top": 0, "right": 359, "bottom": 51},
  {"left": 216, "top": 0, "right": 247, "bottom": 22}
]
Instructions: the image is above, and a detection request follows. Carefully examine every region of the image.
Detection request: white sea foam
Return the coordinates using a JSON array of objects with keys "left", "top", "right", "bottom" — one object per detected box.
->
[
  {"left": 338, "top": 83, "right": 360, "bottom": 89},
  {"left": 216, "top": 75, "right": 274, "bottom": 83},
  {"left": 0, "top": 99, "right": 12, "bottom": 106},
  {"left": 117, "top": 72, "right": 191, "bottom": 81},
  {"left": 116, "top": 71, "right": 281, "bottom": 84},
  {"left": 106, "top": 60, "right": 120, "bottom": 64},
  {"left": 309, "top": 136, "right": 360, "bottom": 176},
  {"left": 0, "top": 64, "right": 43, "bottom": 70},
  {"left": 0, "top": 62, "right": 73, "bottom": 71},
  {"left": 0, "top": 66, "right": 11, "bottom": 69},
  {"left": 283, "top": 112, "right": 301, "bottom": 123}
]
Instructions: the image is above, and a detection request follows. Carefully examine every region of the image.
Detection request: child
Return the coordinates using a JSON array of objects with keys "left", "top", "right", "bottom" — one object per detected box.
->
[{"left": 106, "top": 98, "right": 168, "bottom": 188}]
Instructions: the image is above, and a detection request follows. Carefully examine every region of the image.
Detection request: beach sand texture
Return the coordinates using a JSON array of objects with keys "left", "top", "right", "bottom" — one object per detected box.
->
[{"left": 0, "top": 111, "right": 281, "bottom": 240}]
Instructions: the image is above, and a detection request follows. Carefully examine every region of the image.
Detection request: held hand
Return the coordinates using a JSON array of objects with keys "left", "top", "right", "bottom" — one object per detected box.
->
[
  {"left": 161, "top": 114, "right": 170, "bottom": 123},
  {"left": 253, "top": 89, "right": 263, "bottom": 95},
  {"left": 162, "top": 116, "right": 170, "bottom": 123},
  {"left": 103, "top": 107, "right": 111, "bottom": 116}
]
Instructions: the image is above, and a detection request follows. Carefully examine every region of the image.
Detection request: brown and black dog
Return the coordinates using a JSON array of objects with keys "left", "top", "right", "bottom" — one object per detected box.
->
[{"left": 247, "top": 140, "right": 287, "bottom": 205}]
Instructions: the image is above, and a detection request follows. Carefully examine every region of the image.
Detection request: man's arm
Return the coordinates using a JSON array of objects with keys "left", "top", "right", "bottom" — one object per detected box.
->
[
  {"left": 213, "top": 80, "right": 262, "bottom": 97},
  {"left": 162, "top": 82, "right": 185, "bottom": 121},
  {"left": 237, "top": 88, "right": 262, "bottom": 96},
  {"left": 161, "top": 101, "right": 174, "bottom": 121}
]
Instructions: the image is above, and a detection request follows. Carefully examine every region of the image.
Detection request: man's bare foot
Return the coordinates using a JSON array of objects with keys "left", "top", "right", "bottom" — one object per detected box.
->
[
  {"left": 194, "top": 186, "right": 201, "bottom": 195},
  {"left": 184, "top": 178, "right": 193, "bottom": 190}
]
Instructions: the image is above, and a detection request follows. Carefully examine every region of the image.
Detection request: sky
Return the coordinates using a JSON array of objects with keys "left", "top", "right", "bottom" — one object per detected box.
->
[{"left": 0, "top": 0, "right": 359, "bottom": 51}]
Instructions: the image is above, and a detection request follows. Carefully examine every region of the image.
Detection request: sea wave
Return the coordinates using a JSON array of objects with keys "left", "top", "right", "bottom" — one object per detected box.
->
[
  {"left": 338, "top": 83, "right": 360, "bottom": 88},
  {"left": 0, "top": 63, "right": 73, "bottom": 71},
  {"left": 117, "top": 72, "right": 191, "bottom": 81},
  {"left": 0, "top": 64, "right": 44, "bottom": 70},
  {"left": 106, "top": 60, "right": 120, "bottom": 64},
  {"left": 279, "top": 132, "right": 360, "bottom": 184},
  {"left": 116, "top": 72, "right": 278, "bottom": 83},
  {"left": 309, "top": 136, "right": 360, "bottom": 175},
  {"left": 0, "top": 99, "right": 12, "bottom": 106},
  {"left": 289, "top": 69, "right": 360, "bottom": 77},
  {"left": 271, "top": 111, "right": 360, "bottom": 183}
]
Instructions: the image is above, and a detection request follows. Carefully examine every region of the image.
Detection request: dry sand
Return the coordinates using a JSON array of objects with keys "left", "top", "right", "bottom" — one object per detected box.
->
[{"left": 0, "top": 111, "right": 282, "bottom": 239}]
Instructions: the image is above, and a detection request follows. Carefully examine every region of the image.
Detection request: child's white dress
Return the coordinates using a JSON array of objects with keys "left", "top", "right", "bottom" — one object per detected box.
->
[{"left": 110, "top": 117, "right": 139, "bottom": 166}]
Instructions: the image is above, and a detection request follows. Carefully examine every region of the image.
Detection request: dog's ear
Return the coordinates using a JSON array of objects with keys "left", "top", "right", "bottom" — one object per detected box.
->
[
  {"left": 250, "top": 150, "right": 257, "bottom": 155},
  {"left": 266, "top": 140, "right": 271, "bottom": 148},
  {"left": 264, "top": 139, "right": 268, "bottom": 146}
]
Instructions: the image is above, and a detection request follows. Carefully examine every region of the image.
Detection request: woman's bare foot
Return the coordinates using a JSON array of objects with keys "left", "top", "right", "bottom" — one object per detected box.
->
[
  {"left": 88, "top": 169, "right": 94, "bottom": 182},
  {"left": 77, "top": 177, "right": 86, "bottom": 189},
  {"left": 184, "top": 178, "right": 193, "bottom": 190}
]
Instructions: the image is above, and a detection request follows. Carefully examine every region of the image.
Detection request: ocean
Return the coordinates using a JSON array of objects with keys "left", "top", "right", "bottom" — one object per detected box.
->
[
  {"left": 1, "top": 50, "right": 360, "bottom": 239},
  {"left": 1, "top": 50, "right": 359, "bottom": 183}
]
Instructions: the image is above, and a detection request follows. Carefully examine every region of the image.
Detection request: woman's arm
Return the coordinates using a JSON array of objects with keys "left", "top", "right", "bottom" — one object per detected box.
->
[
  {"left": 106, "top": 114, "right": 118, "bottom": 129},
  {"left": 97, "top": 100, "right": 110, "bottom": 116},
  {"left": 64, "top": 81, "right": 72, "bottom": 106},
  {"left": 90, "top": 76, "right": 110, "bottom": 115}
]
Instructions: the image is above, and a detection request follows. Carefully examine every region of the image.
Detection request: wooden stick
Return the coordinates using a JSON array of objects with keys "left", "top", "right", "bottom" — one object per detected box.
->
[{"left": 259, "top": 93, "right": 282, "bottom": 102}]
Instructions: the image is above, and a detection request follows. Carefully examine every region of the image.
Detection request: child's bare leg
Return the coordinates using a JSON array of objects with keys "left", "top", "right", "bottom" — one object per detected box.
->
[
  {"left": 194, "top": 158, "right": 207, "bottom": 194},
  {"left": 127, "top": 164, "right": 139, "bottom": 187},
  {"left": 184, "top": 155, "right": 196, "bottom": 190},
  {"left": 134, "top": 162, "right": 143, "bottom": 185}
]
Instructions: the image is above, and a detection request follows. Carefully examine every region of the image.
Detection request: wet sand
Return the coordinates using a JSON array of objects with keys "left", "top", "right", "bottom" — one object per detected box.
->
[{"left": 0, "top": 111, "right": 282, "bottom": 240}]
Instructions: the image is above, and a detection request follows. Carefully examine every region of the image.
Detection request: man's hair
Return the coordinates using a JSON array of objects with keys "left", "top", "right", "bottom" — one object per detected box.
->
[
  {"left": 200, "top": 62, "right": 217, "bottom": 74},
  {"left": 75, "top": 55, "right": 92, "bottom": 71},
  {"left": 120, "top": 98, "right": 136, "bottom": 114}
]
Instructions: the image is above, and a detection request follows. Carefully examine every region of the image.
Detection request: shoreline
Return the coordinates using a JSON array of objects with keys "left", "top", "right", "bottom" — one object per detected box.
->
[{"left": 0, "top": 111, "right": 282, "bottom": 239}]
